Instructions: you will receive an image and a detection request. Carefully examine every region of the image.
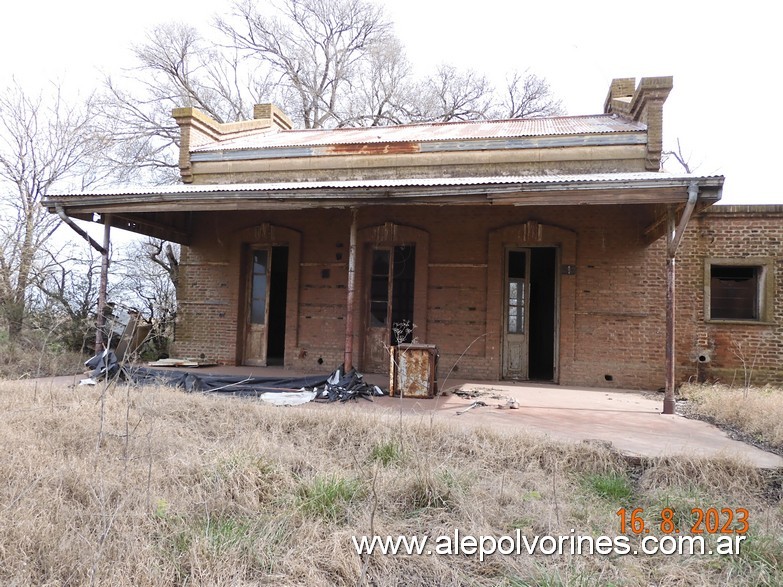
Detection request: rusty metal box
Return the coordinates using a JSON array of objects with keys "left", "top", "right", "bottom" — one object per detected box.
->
[{"left": 389, "top": 344, "right": 438, "bottom": 398}]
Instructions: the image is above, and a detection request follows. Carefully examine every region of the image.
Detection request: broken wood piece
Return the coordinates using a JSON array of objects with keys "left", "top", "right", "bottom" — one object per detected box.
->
[{"left": 456, "top": 400, "right": 487, "bottom": 415}]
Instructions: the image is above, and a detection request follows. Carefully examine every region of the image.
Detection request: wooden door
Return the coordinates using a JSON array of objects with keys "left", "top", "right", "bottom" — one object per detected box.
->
[
  {"left": 363, "top": 246, "right": 416, "bottom": 373},
  {"left": 503, "top": 249, "right": 530, "bottom": 379},
  {"left": 364, "top": 248, "right": 392, "bottom": 372},
  {"left": 244, "top": 248, "right": 270, "bottom": 366}
]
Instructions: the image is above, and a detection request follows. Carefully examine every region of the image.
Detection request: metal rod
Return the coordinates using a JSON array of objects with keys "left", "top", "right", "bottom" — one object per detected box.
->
[
  {"left": 664, "top": 208, "right": 676, "bottom": 415},
  {"left": 95, "top": 214, "right": 112, "bottom": 353},
  {"left": 54, "top": 204, "right": 107, "bottom": 254},
  {"left": 663, "top": 183, "right": 698, "bottom": 415},
  {"left": 343, "top": 208, "right": 358, "bottom": 372}
]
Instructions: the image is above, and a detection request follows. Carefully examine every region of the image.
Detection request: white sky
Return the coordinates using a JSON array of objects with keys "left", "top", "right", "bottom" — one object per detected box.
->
[{"left": 1, "top": 0, "right": 781, "bottom": 205}]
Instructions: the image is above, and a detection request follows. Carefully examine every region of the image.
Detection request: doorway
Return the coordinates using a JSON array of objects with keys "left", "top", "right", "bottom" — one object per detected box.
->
[
  {"left": 502, "top": 247, "right": 557, "bottom": 380},
  {"left": 363, "top": 245, "right": 416, "bottom": 372},
  {"left": 243, "top": 245, "right": 289, "bottom": 366}
]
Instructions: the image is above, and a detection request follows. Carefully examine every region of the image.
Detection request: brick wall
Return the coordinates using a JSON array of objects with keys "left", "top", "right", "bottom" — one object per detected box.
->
[
  {"left": 677, "top": 206, "right": 783, "bottom": 386},
  {"left": 171, "top": 203, "right": 781, "bottom": 390}
]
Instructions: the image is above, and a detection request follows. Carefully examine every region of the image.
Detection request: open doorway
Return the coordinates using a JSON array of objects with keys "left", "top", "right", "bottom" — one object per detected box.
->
[
  {"left": 243, "top": 245, "right": 289, "bottom": 366},
  {"left": 502, "top": 247, "right": 557, "bottom": 381}
]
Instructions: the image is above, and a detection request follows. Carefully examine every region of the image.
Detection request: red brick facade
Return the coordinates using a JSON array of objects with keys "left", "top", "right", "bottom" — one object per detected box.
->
[
  {"left": 676, "top": 206, "right": 783, "bottom": 387},
  {"left": 171, "top": 202, "right": 781, "bottom": 390}
]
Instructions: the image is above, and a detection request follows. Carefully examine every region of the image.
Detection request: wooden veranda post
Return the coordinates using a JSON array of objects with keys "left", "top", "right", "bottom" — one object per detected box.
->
[
  {"left": 95, "top": 214, "right": 112, "bottom": 353},
  {"left": 344, "top": 209, "right": 358, "bottom": 372}
]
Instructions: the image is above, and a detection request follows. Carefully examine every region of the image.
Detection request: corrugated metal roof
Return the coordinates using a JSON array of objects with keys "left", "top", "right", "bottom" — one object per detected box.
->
[
  {"left": 47, "top": 172, "right": 723, "bottom": 198},
  {"left": 192, "top": 114, "right": 646, "bottom": 153}
]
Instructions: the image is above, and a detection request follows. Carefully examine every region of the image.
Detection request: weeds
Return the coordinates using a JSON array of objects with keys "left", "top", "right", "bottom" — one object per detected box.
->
[
  {"left": 368, "top": 439, "right": 404, "bottom": 466},
  {"left": 0, "top": 379, "right": 781, "bottom": 586},
  {"left": 680, "top": 383, "right": 783, "bottom": 452},
  {"left": 297, "top": 475, "right": 363, "bottom": 523},
  {"left": 583, "top": 472, "right": 633, "bottom": 501}
]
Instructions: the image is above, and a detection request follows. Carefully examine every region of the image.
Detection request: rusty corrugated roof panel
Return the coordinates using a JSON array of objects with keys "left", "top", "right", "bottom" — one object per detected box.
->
[{"left": 192, "top": 114, "right": 646, "bottom": 152}]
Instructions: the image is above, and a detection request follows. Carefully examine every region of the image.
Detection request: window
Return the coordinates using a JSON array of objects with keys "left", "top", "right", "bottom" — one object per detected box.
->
[{"left": 706, "top": 259, "right": 772, "bottom": 322}]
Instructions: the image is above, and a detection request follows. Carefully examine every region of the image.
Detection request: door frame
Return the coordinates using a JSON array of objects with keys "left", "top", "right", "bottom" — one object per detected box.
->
[
  {"left": 355, "top": 222, "right": 429, "bottom": 373},
  {"left": 235, "top": 223, "right": 301, "bottom": 367},
  {"left": 487, "top": 221, "right": 576, "bottom": 383}
]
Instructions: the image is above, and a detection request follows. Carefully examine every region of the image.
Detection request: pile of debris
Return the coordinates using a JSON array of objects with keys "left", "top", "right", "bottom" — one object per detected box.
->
[{"left": 311, "top": 366, "right": 384, "bottom": 403}]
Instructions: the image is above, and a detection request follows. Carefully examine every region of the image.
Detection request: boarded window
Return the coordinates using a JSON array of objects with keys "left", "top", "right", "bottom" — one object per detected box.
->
[{"left": 710, "top": 265, "right": 760, "bottom": 320}]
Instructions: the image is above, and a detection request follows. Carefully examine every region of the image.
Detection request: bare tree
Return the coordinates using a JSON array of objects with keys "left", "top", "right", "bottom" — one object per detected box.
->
[
  {"left": 32, "top": 243, "right": 103, "bottom": 351},
  {"left": 97, "top": 21, "right": 278, "bottom": 184},
  {"left": 662, "top": 138, "right": 696, "bottom": 173},
  {"left": 113, "top": 238, "right": 179, "bottom": 357},
  {"left": 337, "top": 36, "right": 416, "bottom": 127},
  {"left": 0, "top": 80, "right": 107, "bottom": 339},
  {"left": 493, "top": 70, "right": 563, "bottom": 119},
  {"left": 412, "top": 64, "right": 494, "bottom": 122},
  {"left": 216, "top": 0, "right": 392, "bottom": 129},
  {"left": 99, "top": 0, "right": 564, "bottom": 180}
]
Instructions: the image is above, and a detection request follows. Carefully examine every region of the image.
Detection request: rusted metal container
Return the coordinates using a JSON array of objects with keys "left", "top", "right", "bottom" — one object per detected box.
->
[{"left": 389, "top": 344, "right": 438, "bottom": 398}]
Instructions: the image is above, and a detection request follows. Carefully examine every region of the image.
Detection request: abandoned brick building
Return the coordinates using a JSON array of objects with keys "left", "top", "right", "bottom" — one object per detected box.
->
[{"left": 44, "top": 76, "right": 783, "bottom": 393}]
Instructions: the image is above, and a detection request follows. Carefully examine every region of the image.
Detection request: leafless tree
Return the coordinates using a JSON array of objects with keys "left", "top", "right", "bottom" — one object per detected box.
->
[
  {"left": 113, "top": 238, "right": 179, "bottom": 357},
  {"left": 492, "top": 70, "right": 563, "bottom": 119},
  {"left": 662, "top": 138, "right": 696, "bottom": 173},
  {"left": 32, "top": 243, "right": 103, "bottom": 351},
  {"left": 97, "top": 21, "right": 278, "bottom": 184},
  {"left": 215, "top": 0, "right": 392, "bottom": 129},
  {"left": 337, "top": 36, "right": 416, "bottom": 127},
  {"left": 411, "top": 64, "right": 494, "bottom": 122},
  {"left": 0, "top": 80, "right": 107, "bottom": 340},
  {"left": 99, "top": 0, "right": 564, "bottom": 181}
]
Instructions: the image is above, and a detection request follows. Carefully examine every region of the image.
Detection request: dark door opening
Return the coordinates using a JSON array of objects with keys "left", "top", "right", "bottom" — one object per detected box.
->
[
  {"left": 266, "top": 246, "right": 289, "bottom": 365},
  {"left": 528, "top": 247, "right": 556, "bottom": 380}
]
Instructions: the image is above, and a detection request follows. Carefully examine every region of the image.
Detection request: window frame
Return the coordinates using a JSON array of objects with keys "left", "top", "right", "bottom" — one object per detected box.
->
[{"left": 704, "top": 257, "right": 774, "bottom": 324}]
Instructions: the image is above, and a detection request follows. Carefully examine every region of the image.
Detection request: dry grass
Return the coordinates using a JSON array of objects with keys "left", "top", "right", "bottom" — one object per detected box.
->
[
  {"left": 680, "top": 383, "right": 783, "bottom": 452},
  {"left": 0, "top": 379, "right": 781, "bottom": 586},
  {"left": 0, "top": 335, "right": 87, "bottom": 379}
]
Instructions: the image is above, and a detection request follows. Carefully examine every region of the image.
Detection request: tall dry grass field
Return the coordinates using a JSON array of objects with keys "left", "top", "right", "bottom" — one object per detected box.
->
[
  {"left": 680, "top": 383, "right": 783, "bottom": 452},
  {"left": 0, "top": 379, "right": 781, "bottom": 586}
]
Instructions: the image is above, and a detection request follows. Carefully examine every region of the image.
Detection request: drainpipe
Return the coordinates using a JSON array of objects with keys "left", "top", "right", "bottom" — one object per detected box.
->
[
  {"left": 663, "top": 182, "right": 698, "bottom": 415},
  {"left": 343, "top": 208, "right": 358, "bottom": 373}
]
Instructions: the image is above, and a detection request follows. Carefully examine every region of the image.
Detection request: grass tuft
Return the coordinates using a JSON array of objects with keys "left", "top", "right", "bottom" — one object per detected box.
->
[
  {"left": 297, "top": 474, "right": 362, "bottom": 523},
  {"left": 583, "top": 472, "right": 633, "bottom": 501}
]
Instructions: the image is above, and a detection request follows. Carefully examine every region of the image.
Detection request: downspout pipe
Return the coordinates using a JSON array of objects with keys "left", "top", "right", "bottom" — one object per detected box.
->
[{"left": 663, "top": 182, "right": 699, "bottom": 415}]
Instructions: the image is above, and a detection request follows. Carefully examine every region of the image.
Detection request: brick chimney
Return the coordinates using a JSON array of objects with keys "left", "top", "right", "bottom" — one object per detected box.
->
[
  {"left": 172, "top": 104, "right": 293, "bottom": 183},
  {"left": 604, "top": 77, "right": 673, "bottom": 171}
]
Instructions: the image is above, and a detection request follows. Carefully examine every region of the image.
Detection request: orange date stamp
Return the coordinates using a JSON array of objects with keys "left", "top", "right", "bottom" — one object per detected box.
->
[{"left": 617, "top": 507, "right": 749, "bottom": 535}]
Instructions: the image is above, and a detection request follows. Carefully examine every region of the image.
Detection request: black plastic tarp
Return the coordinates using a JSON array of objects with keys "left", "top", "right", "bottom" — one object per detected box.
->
[
  {"left": 84, "top": 349, "right": 385, "bottom": 402},
  {"left": 126, "top": 365, "right": 383, "bottom": 402}
]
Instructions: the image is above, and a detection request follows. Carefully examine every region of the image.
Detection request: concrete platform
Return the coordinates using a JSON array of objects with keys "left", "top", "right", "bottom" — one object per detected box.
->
[{"left": 49, "top": 364, "right": 783, "bottom": 468}]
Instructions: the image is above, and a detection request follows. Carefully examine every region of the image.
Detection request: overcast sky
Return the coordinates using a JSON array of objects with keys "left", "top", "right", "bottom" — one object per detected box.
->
[{"left": 2, "top": 0, "right": 780, "bottom": 205}]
